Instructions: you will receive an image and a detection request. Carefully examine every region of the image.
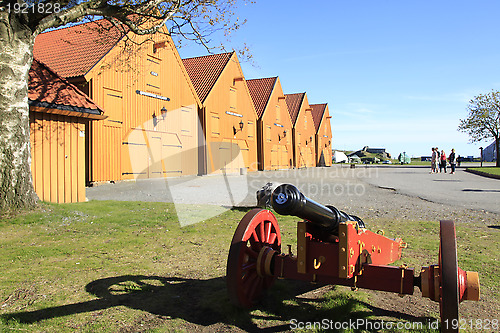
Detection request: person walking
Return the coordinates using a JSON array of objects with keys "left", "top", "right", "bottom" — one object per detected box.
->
[
  {"left": 435, "top": 147, "right": 441, "bottom": 173},
  {"left": 430, "top": 147, "right": 437, "bottom": 174},
  {"left": 449, "top": 149, "right": 457, "bottom": 174},
  {"left": 439, "top": 149, "right": 447, "bottom": 173}
]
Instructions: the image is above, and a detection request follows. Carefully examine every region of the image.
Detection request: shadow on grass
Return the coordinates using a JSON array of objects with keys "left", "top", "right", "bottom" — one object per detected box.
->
[{"left": 1, "top": 275, "right": 434, "bottom": 332}]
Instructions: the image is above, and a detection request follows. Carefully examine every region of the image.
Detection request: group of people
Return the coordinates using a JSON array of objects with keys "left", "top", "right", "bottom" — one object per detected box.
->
[{"left": 430, "top": 147, "right": 457, "bottom": 174}]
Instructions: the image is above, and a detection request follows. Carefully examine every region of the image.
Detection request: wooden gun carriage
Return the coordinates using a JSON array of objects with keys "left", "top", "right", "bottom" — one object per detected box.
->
[{"left": 226, "top": 184, "right": 480, "bottom": 332}]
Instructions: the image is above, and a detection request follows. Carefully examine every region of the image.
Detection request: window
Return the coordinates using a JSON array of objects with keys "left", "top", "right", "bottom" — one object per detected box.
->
[
  {"left": 181, "top": 106, "right": 193, "bottom": 136},
  {"left": 103, "top": 88, "right": 123, "bottom": 128},
  {"left": 146, "top": 55, "right": 161, "bottom": 90},
  {"left": 266, "top": 125, "right": 271, "bottom": 142},
  {"left": 229, "top": 87, "right": 237, "bottom": 110},
  {"left": 247, "top": 121, "right": 254, "bottom": 139},
  {"left": 211, "top": 113, "right": 220, "bottom": 137}
]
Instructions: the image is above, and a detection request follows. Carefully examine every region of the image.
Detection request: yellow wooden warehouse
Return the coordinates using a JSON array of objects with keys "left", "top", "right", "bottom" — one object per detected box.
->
[
  {"left": 34, "top": 19, "right": 202, "bottom": 183},
  {"left": 285, "top": 93, "right": 316, "bottom": 168},
  {"left": 29, "top": 59, "right": 106, "bottom": 203},
  {"left": 182, "top": 52, "right": 258, "bottom": 174},
  {"left": 247, "top": 77, "right": 293, "bottom": 170},
  {"left": 311, "top": 103, "right": 333, "bottom": 167}
]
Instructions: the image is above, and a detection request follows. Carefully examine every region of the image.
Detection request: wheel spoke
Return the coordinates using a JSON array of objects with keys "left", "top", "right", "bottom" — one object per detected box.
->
[
  {"left": 241, "top": 262, "right": 256, "bottom": 273},
  {"left": 268, "top": 232, "right": 277, "bottom": 246},
  {"left": 251, "top": 229, "right": 259, "bottom": 243},
  {"left": 242, "top": 268, "right": 258, "bottom": 285},
  {"left": 259, "top": 221, "right": 265, "bottom": 242},
  {"left": 246, "top": 274, "right": 264, "bottom": 302},
  {"left": 244, "top": 245, "right": 259, "bottom": 259},
  {"left": 249, "top": 236, "right": 262, "bottom": 252},
  {"left": 264, "top": 221, "right": 272, "bottom": 243}
]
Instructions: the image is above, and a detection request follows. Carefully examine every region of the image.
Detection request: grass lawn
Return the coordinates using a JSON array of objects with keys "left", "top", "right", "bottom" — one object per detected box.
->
[
  {"left": 467, "top": 167, "right": 500, "bottom": 176},
  {"left": 0, "top": 201, "right": 498, "bottom": 332}
]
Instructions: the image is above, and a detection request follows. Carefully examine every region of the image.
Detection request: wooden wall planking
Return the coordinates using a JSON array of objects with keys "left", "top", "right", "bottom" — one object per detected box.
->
[
  {"left": 30, "top": 111, "right": 87, "bottom": 203},
  {"left": 293, "top": 94, "right": 316, "bottom": 169},
  {"left": 258, "top": 78, "right": 293, "bottom": 171},
  {"left": 315, "top": 105, "right": 333, "bottom": 167},
  {"left": 84, "top": 33, "right": 200, "bottom": 182},
  {"left": 202, "top": 53, "right": 258, "bottom": 174}
]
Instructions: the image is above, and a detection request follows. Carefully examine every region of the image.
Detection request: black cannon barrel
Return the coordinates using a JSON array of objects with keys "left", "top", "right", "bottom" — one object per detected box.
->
[{"left": 271, "top": 184, "right": 364, "bottom": 235}]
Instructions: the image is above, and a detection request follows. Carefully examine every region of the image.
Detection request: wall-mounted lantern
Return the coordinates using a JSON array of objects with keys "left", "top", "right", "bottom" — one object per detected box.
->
[
  {"left": 161, "top": 107, "right": 167, "bottom": 120},
  {"left": 283, "top": 130, "right": 287, "bottom": 137},
  {"left": 233, "top": 120, "right": 244, "bottom": 135}
]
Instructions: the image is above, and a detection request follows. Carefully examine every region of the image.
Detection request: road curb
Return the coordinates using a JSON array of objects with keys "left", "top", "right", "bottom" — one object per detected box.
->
[{"left": 465, "top": 168, "right": 500, "bottom": 180}]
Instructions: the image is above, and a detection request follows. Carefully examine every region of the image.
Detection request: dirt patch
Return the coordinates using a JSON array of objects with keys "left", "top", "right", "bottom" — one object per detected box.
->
[{"left": 1, "top": 284, "right": 41, "bottom": 312}]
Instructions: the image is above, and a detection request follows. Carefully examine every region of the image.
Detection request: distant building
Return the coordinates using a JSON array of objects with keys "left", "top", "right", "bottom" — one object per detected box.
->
[
  {"left": 29, "top": 59, "right": 105, "bottom": 203},
  {"left": 247, "top": 77, "right": 293, "bottom": 171},
  {"left": 310, "top": 103, "right": 332, "bottom": 167},
  {"left": 333, "top": 151, "right": 348, "bottom": 163},
  {"left": 364, "top": 146, "right": 386, "bottom": 154},
  {"left": 483, "top": 141, "right": 497, "bottom": 162},
  {"left": 349, "top": 146, "right": 389, "bottom": 159},
  {"left": 347, "top": 150, "right": 363, "bottom": 158},
  {"left": 35, "top": 19, "right": 202, "bottom": 182},
  {"left": 285, "top": 93, "right": 316, "bottom": 168}
]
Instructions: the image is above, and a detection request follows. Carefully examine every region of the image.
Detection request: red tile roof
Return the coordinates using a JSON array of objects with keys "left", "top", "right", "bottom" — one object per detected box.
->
[
  {"left": 310, "top": 103, "right": 327, "bottom": 132},
  {"left": 34, "top": 19, "right": 126, "bottom": 78},
  {"left": 182, "top": 52, "right": 233, "bottom": 102},
  {"left": 285, "top": 93, "right": 305, "bottom": 125},
  {"left": 246, "top": 77, "right": 277, "bottom": 119},
  {"left": 29, "top": 59, "right": 105, "bottom": 118}
]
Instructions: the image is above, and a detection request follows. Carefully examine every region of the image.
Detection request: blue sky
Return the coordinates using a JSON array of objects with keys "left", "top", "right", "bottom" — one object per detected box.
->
[{"left": 177, "top": 0, "right": 500, "bottom": 158}]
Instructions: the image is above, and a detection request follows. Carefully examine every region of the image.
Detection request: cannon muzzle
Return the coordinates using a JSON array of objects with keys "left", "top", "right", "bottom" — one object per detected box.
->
[{"left": 271, "top": 184, "right": 364, "bottom": 235}]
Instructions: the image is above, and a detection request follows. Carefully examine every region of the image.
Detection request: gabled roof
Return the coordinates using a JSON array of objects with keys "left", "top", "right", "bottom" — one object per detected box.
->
[
  {"left": 246, "top": 77, "right": 277, "bottom": 119},
  {"left": 285, "top": 93, "right": 305, "bottom": 124},
  {"left": 310, "top": 103, "right": 327, "bottom": 132},
  {"left": 29, "top": 59, "right": 105, "bottom": 119},
  {"left": 34, "top": 19, "right": 126, "bottom": 78},
  {"left": 182, "top": 52, "right": 233, "bottom": 103}
]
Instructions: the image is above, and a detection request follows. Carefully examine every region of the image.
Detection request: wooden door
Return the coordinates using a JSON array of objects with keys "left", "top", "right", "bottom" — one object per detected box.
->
[
  {"left": 163, "top": 133, "right": 182, "bottom": 177},
  {"left": 147, "top": 134, "right": 163, "bottom": 178}
]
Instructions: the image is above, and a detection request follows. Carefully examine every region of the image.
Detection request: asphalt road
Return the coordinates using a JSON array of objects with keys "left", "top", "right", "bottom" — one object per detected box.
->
[
  {"left": 358, "top": 165, "right": 500, "bottom": 214},
  {"left": 86, "top": 164, "right": 500, "bottom": 225}
]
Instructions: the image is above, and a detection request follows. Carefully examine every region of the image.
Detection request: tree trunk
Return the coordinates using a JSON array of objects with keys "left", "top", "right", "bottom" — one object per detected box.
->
[
  {"left": 496, "top": 137, "right": 500, "bottom": 167},
  {"left": 0, "top": 13, "right": 38, "bottom": 214}
]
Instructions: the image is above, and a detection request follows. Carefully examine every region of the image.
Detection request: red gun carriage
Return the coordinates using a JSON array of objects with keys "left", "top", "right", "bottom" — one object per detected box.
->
[{"left": 226, "top": 184, "right": 479, "bottom": 333}]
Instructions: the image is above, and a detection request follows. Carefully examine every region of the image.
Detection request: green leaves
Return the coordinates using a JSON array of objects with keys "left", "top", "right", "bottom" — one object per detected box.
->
[{"left": 458, "top": 90, "right": 500, "bottom": 143}]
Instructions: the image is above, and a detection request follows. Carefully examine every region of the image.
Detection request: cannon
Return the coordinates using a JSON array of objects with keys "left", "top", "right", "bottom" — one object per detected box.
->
[{"left": 227, "top": 184, "right": 480, "bottom": 333}]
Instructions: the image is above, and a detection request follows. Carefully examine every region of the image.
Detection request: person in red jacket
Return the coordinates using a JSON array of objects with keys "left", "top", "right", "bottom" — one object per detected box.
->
[{"left": 439, "top": 149, "right": 447, "bottom": 173}]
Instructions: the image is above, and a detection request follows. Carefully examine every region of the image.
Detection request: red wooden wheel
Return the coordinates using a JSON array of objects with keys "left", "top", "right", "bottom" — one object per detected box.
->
[
  {"left": 439, "top": 220, "right": 459, "bottom": 333},
  {"left": 226, "top": 208, "right": 281, "bottom": 307}
]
